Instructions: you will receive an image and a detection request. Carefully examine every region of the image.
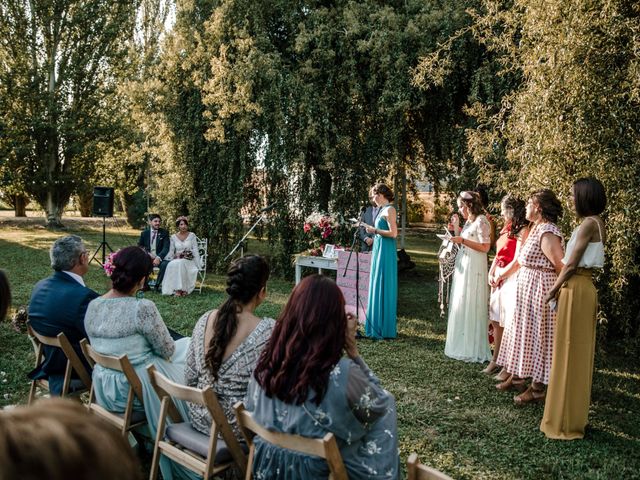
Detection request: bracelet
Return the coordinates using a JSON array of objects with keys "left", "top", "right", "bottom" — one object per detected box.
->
[
  {"left": 461, "top": 238, "right": 465, "bottom": 246},
  {"left": 374, "top": 228, "right": 378, "bottom": 235}
]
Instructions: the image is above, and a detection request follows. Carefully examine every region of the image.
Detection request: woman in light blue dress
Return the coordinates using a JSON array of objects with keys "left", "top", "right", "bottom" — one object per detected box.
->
[
  {"left": 363, "top": 183, "right": 398, "bottom": 339},
  {"left": 247, "top": 275, "right": 399, "bottom": 479},
  {"left": 84, "top": 246, "right": 191, "bottom": 480}
]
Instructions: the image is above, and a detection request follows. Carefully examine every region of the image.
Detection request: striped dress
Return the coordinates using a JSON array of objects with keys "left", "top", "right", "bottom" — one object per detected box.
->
[{"left": 497, "top": 222, "right": 563, "bottom": 384}]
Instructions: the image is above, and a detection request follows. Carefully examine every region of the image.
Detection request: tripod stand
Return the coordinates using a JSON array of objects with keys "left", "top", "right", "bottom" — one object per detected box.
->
[
  {"left": 342, "top": 222, "right": 369, "bottom": 332},
  {"left": 90, "top": 217, "right": 114, "bottom": 266}
]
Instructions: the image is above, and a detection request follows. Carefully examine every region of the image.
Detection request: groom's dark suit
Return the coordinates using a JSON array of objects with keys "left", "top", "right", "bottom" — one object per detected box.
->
[
  {"left": 28, "top": 271, "right": 99, "bottom": 395},
  {"left": 138, "top": 227, "right": 171, "bottom": 288}
]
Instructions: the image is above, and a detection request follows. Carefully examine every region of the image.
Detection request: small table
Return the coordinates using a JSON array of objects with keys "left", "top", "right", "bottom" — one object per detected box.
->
[{"left": 295, "top": 255, "right": 338, "bottom": 284}]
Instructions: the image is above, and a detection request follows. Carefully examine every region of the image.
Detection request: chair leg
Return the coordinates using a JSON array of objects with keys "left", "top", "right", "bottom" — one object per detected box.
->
[
  {"left": 149, "top": 398, "right": 169, "bottom": 480},
  {"left": 27, "top": 380, "right": 37, "bottom": 406}
]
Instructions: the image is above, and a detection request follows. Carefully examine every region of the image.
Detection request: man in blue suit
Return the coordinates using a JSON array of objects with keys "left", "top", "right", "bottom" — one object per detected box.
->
[
  {"left": 28, "top": 235, "right": 99, "bottom": 395},
  {"left": 138, "top": 213, "right": 170, "bottom": 291}
]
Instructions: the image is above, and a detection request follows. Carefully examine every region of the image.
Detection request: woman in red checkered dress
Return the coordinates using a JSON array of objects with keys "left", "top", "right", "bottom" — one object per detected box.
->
[{"left": 496, "top": 190, "right": 564, "bottom": 405}]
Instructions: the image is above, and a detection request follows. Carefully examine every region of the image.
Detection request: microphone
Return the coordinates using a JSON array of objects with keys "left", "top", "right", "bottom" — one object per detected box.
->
[{"left": 260, "top": 202, "right": 278, "bottom": 213}]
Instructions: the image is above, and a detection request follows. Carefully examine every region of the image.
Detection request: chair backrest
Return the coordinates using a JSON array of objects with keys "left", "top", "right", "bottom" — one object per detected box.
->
[
  {"left": 26, "top": 322, "right": 92, "bottom": 403},
  {"left": 195, "top": 237, "right": 208, "bottom": 293},
  {"left": 146, "top": 365, "right": 247, "bottom": 479},
  {"left": 234, "top": 401, "right": 348, "bottom": 480},
  {"left": 407, "top": 453, "right": 454, "bottom": 480},
  {"left": 79, "top": 339, "right": 149, "bottom": 436}
]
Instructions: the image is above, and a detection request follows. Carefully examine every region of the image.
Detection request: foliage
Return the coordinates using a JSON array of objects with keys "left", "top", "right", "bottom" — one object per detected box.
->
[
  {"left": 414, "top": 0, "right": 640, "bottom": 338},
  {"left": 0, "top": 0, "right": 136, "bottom": 226},
  {"left": 156, "top": 0, "right": 485, "bottom": 275}
]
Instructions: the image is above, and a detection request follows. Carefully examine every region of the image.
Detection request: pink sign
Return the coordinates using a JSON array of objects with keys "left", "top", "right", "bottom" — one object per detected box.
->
[{"left": 337, "top": 251, "right": 371, "bottom": 322}]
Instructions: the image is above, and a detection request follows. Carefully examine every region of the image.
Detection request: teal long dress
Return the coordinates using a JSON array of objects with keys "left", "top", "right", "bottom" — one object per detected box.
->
[{"left": 365, "top": 206, "right": 397, "bottom": 339}]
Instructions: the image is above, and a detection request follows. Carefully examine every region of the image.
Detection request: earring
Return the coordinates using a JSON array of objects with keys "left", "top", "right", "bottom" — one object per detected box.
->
[{"left": 136, "top": 289, "right": 145, "bottom": 299}]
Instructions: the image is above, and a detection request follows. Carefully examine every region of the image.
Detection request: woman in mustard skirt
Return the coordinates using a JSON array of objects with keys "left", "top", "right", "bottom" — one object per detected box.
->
[{"left": 541, "top": 177, "right": 606, "bottom": 439}]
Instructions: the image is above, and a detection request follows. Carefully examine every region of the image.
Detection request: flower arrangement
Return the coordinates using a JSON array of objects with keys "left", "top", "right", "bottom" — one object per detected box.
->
[
  {"left": 103, "top": 251, "right": 119, "bottom": 277},
  {"left": 303, "top": 212, "right": 344, "bottom": 256}
]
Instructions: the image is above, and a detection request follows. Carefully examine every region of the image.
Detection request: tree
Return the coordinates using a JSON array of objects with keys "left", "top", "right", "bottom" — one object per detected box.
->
[
  {"left": 0, "top": 0, "right": 135, "bottom": 227},
  {"left": 415, "top": 0, "right": 640, "bottom": 338},
  {"left": 157, "top": 0, "right": 481, "bottom": 273}
]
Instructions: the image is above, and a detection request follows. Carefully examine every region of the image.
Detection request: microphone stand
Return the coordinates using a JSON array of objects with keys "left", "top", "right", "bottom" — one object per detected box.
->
[
  {"left": 224, "top": 210, "right": 268, "bottom": 261},
  {"left": 343, "top": 211, "right": 369, "bottom": 336}
]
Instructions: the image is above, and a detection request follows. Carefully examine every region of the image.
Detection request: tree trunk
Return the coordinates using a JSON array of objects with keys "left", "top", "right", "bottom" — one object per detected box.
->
[
  {"left": 13, "top": 194, "right": 28, "bottom": 217},
  {"left": 45, "top": 189, "right": 65, "bottom": 228},
  {"left": 77, "top": 191, "right": 93, "bottom": 217}
]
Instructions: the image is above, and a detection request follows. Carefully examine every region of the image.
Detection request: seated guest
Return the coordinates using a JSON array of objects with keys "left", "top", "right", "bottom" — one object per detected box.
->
[
  {"left": 246, "top": 275, "right": 399, "bottom": 479},
  {"left": 84, "top": 246, "right": 191, "bottom": 480},
  {"left": 185, "top": 255, "right": 274, "bottom": 439},
  {"left": 138, "top": 213, "right": 170, "bottom": 291},
  {"left": 162, "top": 216, "right": 202, "bottom": 296},
  {"left": 0, "top": 269, "right": 10, "bottom": 321},
  {"left": 0, "top": 398, "right": 142, "bottom": 480},
  {"left": 28, "top": 235, "right": 99, "bottom": 394}
]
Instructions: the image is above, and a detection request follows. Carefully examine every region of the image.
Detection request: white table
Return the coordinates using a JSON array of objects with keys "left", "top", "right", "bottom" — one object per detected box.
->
[{"left": 295, "top": 255, "right": 338, "bottom": 284}]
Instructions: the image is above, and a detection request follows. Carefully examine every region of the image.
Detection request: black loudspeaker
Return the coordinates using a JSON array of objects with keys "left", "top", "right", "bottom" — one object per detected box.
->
[{"left": 92, "top": 186, "right": 114, "bottom": 217}]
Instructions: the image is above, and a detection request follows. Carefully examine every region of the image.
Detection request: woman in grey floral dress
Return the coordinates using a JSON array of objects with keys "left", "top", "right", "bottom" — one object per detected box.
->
[
  {"left": 246, "top": 274, "right": 399, "bottom": 479},
  {"left": 184, "top": 255, "right": 274, "bottom": 439}
]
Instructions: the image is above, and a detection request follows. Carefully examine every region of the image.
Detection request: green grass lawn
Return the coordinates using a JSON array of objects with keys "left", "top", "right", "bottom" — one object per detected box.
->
[{"left": 1, "top": 221, "right": 639, "bottom": 479}]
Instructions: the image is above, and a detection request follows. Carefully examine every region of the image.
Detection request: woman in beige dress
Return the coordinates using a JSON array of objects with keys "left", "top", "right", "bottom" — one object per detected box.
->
[{"left": 541, "top": 178, "right": 606, "bottom": 439}]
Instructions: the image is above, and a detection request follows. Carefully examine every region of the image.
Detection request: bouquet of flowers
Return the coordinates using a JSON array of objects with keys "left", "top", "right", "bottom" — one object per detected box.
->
[
  {"left": 178, "top": 250, "right": 194, "bottom": 260},
  {"left": 303, "top": 212, "right": 344, "bottom": 255}
]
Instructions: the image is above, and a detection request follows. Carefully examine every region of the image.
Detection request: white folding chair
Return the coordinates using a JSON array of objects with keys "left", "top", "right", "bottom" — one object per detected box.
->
[{"left": 196, "top": 236, "right": 208, "bottom": 293}]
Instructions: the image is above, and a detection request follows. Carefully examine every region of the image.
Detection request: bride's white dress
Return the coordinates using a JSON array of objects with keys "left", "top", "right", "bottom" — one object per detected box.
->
[
  {"left": 161, "top": 232, "right": 202, "bottom": 295},
  {"left": 444, "top": 215, "right": 492, "bottom": 363}
]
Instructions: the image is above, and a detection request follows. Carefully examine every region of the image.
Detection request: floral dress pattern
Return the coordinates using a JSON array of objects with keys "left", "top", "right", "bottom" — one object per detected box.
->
[
  {"left": 184, "top": 312, "right": 275, "bottom": 439},
  {"left": 497, "top": 222, "right": 563, "bottom": 384},
  {"left": 245, "top": 356, "right": 399, "bottom": 479}
]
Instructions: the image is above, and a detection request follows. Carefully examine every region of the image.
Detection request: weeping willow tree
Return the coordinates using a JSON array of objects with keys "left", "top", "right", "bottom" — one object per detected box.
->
[
  {"left": 415, "top": 0, "right": 640, "bottom": 339},
  {"left": 156, "top": 0, "right": 485, "bottom": 274}
]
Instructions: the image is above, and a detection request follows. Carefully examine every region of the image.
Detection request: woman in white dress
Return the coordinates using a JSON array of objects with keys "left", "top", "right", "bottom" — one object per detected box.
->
[
  {"left": 162, "top": 216, "right": 202, "bottom": 296},
  {"left": 445, "top": 191, "right": 492, "bottom": 363}
]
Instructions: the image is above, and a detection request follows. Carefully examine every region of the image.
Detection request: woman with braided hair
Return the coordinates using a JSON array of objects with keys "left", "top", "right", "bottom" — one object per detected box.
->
[{"left": 184, "top": 255, "right": 274, "bottom": 439}]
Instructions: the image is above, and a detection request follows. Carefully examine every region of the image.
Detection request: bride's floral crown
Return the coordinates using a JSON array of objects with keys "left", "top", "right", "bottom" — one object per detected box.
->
[{"left": 176, "top": 215, "right": 188, "bottom": 223}]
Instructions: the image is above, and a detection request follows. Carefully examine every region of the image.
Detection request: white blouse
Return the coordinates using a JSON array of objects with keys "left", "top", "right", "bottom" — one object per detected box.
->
[{"left": 562, "top": 219, "right": 604, "bottom": 268}]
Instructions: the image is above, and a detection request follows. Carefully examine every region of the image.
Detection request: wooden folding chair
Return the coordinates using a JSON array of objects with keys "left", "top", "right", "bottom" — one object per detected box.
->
[
  {"left": 26, "top": 322, "right": 92, "bottom": 405},
  {"left": 79, "top": 339, "right": 148, "bottom": 437},
  {"left": 407, "top": 453, "right": 454, "bottom": 480},
  {"left": 234, "top": 401, "right": 348, "bottom": 480},
  {"left": 146, "top": 364, "right": 247, "bottom": 480}
]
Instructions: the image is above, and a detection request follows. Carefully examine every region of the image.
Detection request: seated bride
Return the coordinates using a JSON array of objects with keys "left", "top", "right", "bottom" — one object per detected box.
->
[{"left": 161, "top": 216, "right": 202, "bottom": 296}]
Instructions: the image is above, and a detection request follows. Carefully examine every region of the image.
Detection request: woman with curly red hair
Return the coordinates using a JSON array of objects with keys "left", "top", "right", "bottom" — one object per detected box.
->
[{"left": 246, "top": 275, "right": 399, "bottom": 479}]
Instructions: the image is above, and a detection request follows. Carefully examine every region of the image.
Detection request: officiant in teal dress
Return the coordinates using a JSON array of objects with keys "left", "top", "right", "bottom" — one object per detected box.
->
[{"left": 363, "top": 184, "right": 398, "bottom": 339}]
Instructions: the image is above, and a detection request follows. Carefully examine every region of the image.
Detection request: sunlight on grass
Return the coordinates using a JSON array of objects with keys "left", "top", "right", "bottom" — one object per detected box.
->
[{"left": 1, "top": 222, "right": 639, "bottom": 479}]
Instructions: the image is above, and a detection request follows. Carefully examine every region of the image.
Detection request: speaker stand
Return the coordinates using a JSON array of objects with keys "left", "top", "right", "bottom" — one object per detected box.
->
[{"left": 90, "top": 217, "right": 114, "bottom": 266}]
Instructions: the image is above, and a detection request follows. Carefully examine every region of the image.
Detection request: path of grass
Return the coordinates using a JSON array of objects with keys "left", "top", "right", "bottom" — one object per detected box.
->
[{"left": 0, "top": 222, "right": 638, "bottom": 479}]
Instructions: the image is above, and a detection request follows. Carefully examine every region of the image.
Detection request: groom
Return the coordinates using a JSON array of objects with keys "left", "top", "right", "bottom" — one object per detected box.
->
[{"left": 138, "top": 214, "right": 170, "bottom": 290}]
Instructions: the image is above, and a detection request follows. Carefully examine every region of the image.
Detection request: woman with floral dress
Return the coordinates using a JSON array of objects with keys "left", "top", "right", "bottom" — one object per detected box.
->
[
  {"left": 246, "top": 275, "right": 399, "bottom": 479},
  {"left": 496, "top": 189, "right": 564, "bottom": 405}
]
